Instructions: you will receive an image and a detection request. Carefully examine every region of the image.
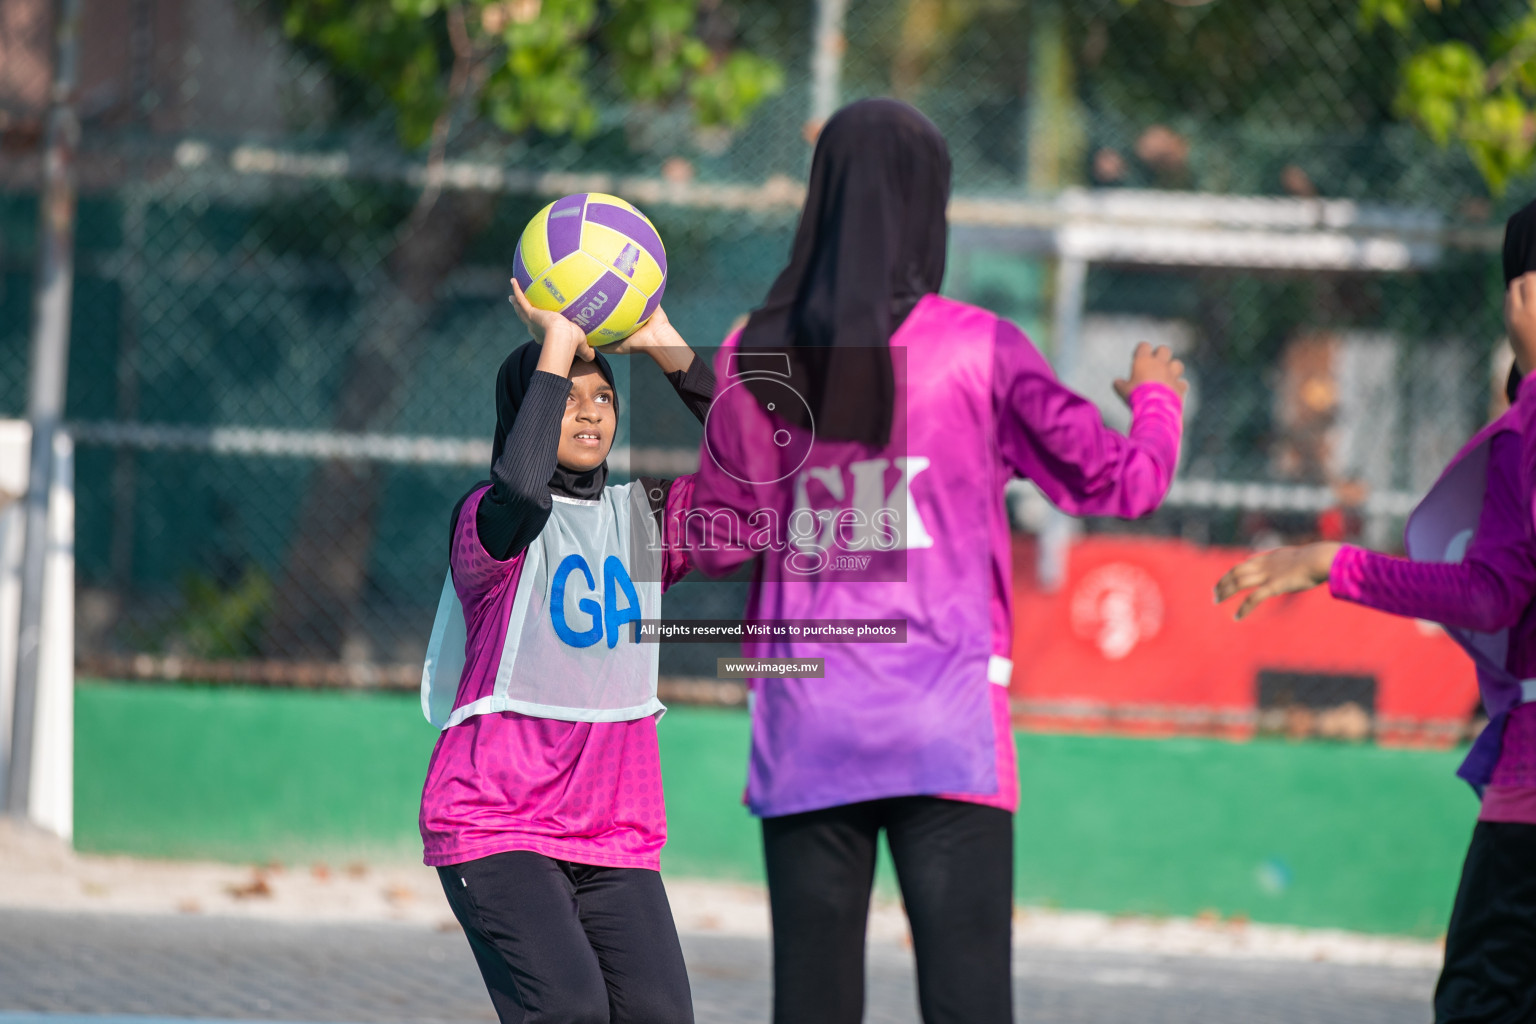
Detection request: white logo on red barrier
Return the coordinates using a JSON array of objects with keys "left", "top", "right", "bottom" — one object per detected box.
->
[{"left": 1070, "top": 563, "right": 1164, "bottom": 661}]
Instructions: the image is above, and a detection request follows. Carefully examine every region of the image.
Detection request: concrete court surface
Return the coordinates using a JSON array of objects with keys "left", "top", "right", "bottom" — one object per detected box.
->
[
  {"left": 0, "top": 907, "right": 1439, "bottom": 1024},
  {"left": 0, "top": 821, "right": 1442, "bottom": 1022}
]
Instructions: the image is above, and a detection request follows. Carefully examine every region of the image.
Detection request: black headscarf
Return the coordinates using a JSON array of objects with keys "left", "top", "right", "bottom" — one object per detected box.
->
[
  {"left": 1502, "top": 199, "right": 1536, "bottom": 403},
  {"left": 737, "top": 98, "right": 951, "bottom": 447},
  {"left": 491, "top": 340, "right": 617, "bottom": 500},
  {"left": 450, "top": 341, "right": 618, "bottom": 545}
]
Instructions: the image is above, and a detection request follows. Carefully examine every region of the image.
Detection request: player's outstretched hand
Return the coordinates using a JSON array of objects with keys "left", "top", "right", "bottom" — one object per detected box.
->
[
  {"left": 604, "top": 307, "right": 695, "bottom": 375},
  {"left": 1214, "top": 542, "right": 1341, "bottom": 621},
  {"left": 1506, "top": 271, "right": 1536, "bottom": 374},
  {"left": 1113, "top": 342, "right": 1189, "bottom": 406},
  {"left": 509, "top": 278, "right": 594, "bottom": 362}
]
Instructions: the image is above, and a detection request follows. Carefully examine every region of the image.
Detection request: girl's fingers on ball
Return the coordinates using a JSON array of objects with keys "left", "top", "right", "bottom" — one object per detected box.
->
[{"left": 508, "top": 280, "right": 533, "bottom": 320}]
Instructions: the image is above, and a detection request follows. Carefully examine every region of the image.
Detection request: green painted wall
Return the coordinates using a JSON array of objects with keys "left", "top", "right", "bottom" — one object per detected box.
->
[
  {"left": 1009, "top": 732, "right": 1472, "bottom": 937},
  {"left": 75, "top": 681, "right": 1476, "bottom": 936},
  {"left": 75, "top": 681, "right": 436, "bottom": 863}
]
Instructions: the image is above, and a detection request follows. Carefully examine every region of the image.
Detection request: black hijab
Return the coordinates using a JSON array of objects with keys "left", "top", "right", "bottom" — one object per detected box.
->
[
  {"left": 1502, "top": 200, "right": 1536, "bottom": 403},
  {"left": 450, "top": 341, "right": 618, "bottom": 545},
  {"left": 738, "top": 99, "right": 951, "bottom": 447},
  {"left": 491, "top": 340, "right": 617, "bottom": 499}
]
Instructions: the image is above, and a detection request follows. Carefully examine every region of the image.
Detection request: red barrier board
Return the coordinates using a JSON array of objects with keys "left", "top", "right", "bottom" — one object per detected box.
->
[{"left": 1007, "top": 535, "right": 1479, "bottom": 746}]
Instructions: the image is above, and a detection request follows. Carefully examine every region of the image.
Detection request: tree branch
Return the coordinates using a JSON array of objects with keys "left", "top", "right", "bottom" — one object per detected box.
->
[{"left": 408, "top": 2, "right": 480, "bottom": 230}]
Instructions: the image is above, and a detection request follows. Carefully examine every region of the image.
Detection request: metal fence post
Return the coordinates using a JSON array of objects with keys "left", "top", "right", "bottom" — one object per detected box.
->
[
  {"left": 10, "top": 0, "right": 81, "bottom": 819},
  {"left": 810, "top": 0, "right": 849, "bottom": 127}
]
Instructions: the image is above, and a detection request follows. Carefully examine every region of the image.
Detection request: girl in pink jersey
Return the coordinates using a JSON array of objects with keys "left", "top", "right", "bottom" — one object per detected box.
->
[
  {"left": 688, "top": 99, "right": 1188, "bottom": 1024},
  {"left": 1218, "top": 201, "right": 1536, "bottom": 1024},
  {"left": 419, "top": 278, "right": 713, "bottom": 1024}
]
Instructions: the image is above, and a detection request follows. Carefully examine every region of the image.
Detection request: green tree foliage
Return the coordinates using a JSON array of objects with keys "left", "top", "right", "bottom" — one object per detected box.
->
[
  {"left": 279, "top": 0, "right": 783, "bottom": 148},
  {"left": 1064, "top": 1, "right": 1410, "bottom": 198},
  {"left": 1090, "top": 0, "right": 1536, "bottom": 197},
  {"left": 1371, "top": 0, "right": 1536, "bottom": 193},
  {"left": 1097, "top": 0, "right": 1536, "bottom": 197}
]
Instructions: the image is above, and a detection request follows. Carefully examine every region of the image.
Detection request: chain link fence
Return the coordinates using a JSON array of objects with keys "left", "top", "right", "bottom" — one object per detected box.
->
[{"left": 0, "top": 0, "right": 1523, "bottom": 738}]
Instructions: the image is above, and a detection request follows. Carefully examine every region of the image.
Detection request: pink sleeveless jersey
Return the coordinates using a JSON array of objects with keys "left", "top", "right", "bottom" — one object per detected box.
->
[
  {"left": 419, "top": 479, "right": 695, "bottom": 868},
  {"left": 692, "top": 295, "right": 1184, "bottom": 817}
]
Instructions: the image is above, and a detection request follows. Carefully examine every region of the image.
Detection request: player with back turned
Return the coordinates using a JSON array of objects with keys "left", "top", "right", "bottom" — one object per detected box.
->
[{"left": 688, "top": 98, "right": 1188, "bottom": 1024}]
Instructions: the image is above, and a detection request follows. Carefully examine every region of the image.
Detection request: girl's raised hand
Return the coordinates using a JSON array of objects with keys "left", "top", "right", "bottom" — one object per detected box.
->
[
  {"left": 602, "top": 307, "right": 695, "bottom": 375},
  {"left": 509, "top": 279, "right": 594, "bottom": 362},
  {"left": 1214, "top": 542, "right": 1341, "bottom": 621},
  {"left": 1113, "top": 342, "right": 1189, "bottom": 406},
  {"left": 605, "top": 306, "right": 679, "bottom": 354}
]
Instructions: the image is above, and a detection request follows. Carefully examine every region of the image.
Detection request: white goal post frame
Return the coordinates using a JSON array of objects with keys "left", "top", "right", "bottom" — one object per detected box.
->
[{"left": 0, "top": 421, "right": 75, "bottom": 841}]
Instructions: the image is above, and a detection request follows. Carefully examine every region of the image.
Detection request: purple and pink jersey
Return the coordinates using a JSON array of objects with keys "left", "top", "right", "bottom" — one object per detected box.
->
[
  {"left": 1331, "top": 415, "right": 1536, "bottom": 822},
  {"left": 419, "top": 479, "right": 696, "bottom": 869},
  {"left": 691, "top": 295, "right": 1183, "bottom": 817}
]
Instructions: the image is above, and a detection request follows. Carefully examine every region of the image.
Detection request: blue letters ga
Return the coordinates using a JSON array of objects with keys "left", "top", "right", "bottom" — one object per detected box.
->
[
  {"left": 603, "top": 555, "right": 642, "bottom": 647},
  {"left": 550, "top": 553, "right": 642, "bottom": 649}
]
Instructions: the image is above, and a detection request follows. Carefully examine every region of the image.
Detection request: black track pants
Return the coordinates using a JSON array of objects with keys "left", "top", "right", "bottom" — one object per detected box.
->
[
  {"left": 437, "top": 850, "right": 694, "bottom": 1024},
  {"left": 762, "top": 796, "right": 1014, "bottom": 1024},
  {"left": 1435, "top": 821, "right": 1536, "bottom": 1023}
]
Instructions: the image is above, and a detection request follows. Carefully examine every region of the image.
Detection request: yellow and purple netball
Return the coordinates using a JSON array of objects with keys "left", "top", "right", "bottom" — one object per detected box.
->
[{"left": 512, "top": 193, "right": 668, "bottom": 345}]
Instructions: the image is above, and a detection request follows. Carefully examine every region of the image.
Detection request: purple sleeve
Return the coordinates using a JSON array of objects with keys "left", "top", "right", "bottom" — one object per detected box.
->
[
  {"left": 685, "top": 339, "right": 765, "bottom": 579},
  {"left": 1329, "top": 433, "right": 1536, "bottom": 632},
  {"left": 992, "top": 320, "right": 1183, "bottom": 518},
  {"left": 658, "top": 473, "right": 699, "bottom": 592}
]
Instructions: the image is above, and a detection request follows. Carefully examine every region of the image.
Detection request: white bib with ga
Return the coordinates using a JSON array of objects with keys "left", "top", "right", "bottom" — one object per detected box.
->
[{"left": 421, "top": 482, "right": 664, "bottom": 729}]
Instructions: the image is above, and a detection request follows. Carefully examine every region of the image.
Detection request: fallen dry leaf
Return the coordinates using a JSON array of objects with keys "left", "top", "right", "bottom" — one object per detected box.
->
[{"left": 226, "top": 874, "right": 273, "bottom": 900}]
